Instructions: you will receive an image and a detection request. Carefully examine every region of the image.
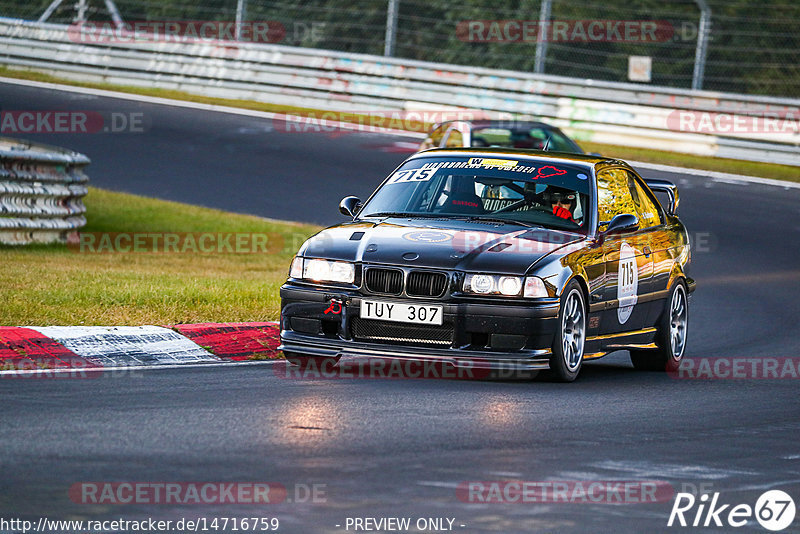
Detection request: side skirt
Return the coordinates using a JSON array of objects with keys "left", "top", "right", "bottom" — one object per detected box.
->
[{"left": 583, "top": 327, "right": 658, "bottom": 360}]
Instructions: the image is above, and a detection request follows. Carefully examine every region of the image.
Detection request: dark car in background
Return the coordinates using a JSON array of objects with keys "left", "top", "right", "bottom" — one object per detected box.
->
[
  {"left": 279, "top": 148, "right": 694, "bottom": 382},
  {"left": 419, "top": 120, "right": 586, "bottom": 154}
]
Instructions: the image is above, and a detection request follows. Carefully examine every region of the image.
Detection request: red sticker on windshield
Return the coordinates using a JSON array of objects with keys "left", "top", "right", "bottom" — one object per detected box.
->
[{"left": 534, "top": 166, "right": 568, "bottom": 179}]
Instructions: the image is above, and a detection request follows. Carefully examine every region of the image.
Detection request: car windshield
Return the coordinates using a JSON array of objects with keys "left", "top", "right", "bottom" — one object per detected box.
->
[
  {"left": 470, "top": 126, "right": 582, "bottom": 153},
  {"left": 359, "top": 155, "right": 592, "bottom": 233}
]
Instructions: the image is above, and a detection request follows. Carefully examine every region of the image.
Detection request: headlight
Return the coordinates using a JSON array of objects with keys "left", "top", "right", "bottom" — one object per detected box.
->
[
  {"left": 463, "top": 274, "right": 548, "bottom": 298},
  {"left": 463, "top": 274, "right": 523, "bottom": 296},
  {"left": 290, "top": 257, "right": 355, "bottom": 284},
  {"left": 470, "top": 274, "right": 495, "bottom": 294},
  {"left": 499, "top": 276, "right": 522, "bottom": 296}
]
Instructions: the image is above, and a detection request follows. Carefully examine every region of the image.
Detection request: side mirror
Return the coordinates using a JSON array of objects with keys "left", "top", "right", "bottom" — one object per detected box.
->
[
  {"left": 339, "top": 196, "right": 362, "bottom": 217},
  {"left": 603, "top": 213, "right": 639, "bottom": 235}
]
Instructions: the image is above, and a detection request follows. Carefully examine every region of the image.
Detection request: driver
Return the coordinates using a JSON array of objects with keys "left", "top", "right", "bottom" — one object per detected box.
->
[{"left": 543, "top": 186, "right": 578, "bottom": 222}]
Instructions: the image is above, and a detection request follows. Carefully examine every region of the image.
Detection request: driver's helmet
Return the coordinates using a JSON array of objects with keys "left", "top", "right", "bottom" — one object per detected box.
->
[{"left": 542, "top": 185, "right": 577, "bottom": 211}]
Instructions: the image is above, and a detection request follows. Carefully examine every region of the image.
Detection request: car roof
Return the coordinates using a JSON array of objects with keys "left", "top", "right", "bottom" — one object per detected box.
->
[
  {"left": 410, "top": 147, "right": 624, "bottom": 168},
  {"left": 438, "top": 119, "right": 557, "bottom": 130}
]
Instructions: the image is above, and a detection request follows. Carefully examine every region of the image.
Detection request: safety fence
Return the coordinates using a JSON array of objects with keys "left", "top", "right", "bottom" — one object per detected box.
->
[
  {"left": 0, "top": 135, "right": 89, "bottom": 245},
  {"left": 0, "top": 18, "right": 797, "bottom": 166},
  {"left": 5, "top": 0, "right": 798, "bottom": 97}
]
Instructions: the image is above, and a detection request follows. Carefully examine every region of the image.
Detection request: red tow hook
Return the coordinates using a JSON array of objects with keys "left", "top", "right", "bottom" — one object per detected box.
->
[{"left": 323, "top": 299, "right": 343, "bottom": 315}]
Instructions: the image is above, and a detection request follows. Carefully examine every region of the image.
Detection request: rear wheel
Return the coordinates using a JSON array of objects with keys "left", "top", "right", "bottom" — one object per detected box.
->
[
  {"left": 548, "top": 281, "right": 586, "bottom": 382},
  {"left": 630, "top": 280, "right": 688, "bottom": 372}
]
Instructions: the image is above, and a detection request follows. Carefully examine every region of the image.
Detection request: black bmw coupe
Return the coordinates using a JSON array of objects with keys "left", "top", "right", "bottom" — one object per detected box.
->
[{"left": 279, "top": 148, "right": 694, "bottom": 381}]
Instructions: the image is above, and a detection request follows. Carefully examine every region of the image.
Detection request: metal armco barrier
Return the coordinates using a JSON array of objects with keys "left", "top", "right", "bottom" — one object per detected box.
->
[
  {"left": 0, "top": 18, "right": 797, "bottom": 166},
  {"left": 0, "top": 136, "right": 89, "bottom": 245}
]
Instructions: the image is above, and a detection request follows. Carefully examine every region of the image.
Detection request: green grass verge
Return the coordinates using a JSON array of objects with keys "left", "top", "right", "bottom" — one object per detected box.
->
[
  {"left": 1, "top": 65, "right": 797, "bottom": 182},
  {"left": 0, "top": 187, "right": 320, "bottom": 326}
]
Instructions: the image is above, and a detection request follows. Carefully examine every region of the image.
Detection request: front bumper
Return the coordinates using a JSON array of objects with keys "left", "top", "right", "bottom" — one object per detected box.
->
[{"left": 279, "top": 284, "right": 560, "bottom": 370}]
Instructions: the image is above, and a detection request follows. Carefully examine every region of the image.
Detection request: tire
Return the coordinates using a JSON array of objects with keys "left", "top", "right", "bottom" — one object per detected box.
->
[
  {"left": 630, "top": 280, "right": 688, "bottom": 372},
  {"left": 283, "top": 351, "right": 340, "bottom": 371},
  {"left": 547, "top": 281, "right": 587, "bottom": 382}
]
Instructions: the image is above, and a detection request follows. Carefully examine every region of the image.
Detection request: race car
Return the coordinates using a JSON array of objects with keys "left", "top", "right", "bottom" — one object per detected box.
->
[
  {"left": 419, "top": 119, "right": 586, "bottom": 154},
  {"left": 279, "top": 148, "right": 694, "bottom": 381}
]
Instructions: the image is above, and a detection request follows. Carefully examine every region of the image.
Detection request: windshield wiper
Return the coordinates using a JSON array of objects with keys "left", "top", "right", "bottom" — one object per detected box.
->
[
  {"left": 361, "top": 212, "right": 442, "bottom": 219},
  {"left": 465, "top": 216, "right": 541, "bottom": 228},
  {"left": 362, "top": 212, "right": 540, "bottom": 229}
]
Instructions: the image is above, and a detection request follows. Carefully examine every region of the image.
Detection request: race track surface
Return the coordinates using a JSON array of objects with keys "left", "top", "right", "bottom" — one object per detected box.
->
[{"left": 1, "top": 81, "right": 799, "bottom": 533}]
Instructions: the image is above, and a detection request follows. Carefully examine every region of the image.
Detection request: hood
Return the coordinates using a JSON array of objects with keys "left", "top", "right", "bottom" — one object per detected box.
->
[{"left": 299, "top": 218, "right": 584, "bottom": 274}]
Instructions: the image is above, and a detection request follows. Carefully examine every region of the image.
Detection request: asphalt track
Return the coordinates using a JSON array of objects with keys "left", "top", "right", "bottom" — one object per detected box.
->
[{"left": 1, "top": 81, "right": 800, "bottom": 533}]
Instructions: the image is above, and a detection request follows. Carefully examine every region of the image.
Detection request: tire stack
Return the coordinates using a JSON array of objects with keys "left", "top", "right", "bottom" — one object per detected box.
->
[{"left": 0, "top": 137, "right": 89, "bottom": 245}]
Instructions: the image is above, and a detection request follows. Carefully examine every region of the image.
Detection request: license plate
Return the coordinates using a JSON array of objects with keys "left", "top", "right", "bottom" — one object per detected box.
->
[{"left": 360, "top": 299, "right": 443, "bottom": 325}]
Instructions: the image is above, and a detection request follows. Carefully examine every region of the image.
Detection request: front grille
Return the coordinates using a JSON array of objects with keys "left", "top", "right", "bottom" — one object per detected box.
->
[
  {"left": 365, "top": 268, "right": 404, "bottom": 295},
  {"left": 407, "top": 271, "right": 448, "bottom": 297},
  {"left": 351, "top": 318, "right": 454, "bottom": 347}
]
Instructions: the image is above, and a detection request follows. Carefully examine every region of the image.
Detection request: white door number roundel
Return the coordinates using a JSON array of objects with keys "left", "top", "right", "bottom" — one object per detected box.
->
[{"left": 617, "top": 242, "right": 639, "bottom": 324}]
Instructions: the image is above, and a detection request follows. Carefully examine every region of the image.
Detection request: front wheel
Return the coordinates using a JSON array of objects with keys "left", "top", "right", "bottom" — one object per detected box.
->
[
  {"left": 630, "top": 280, "right": 688, "bottom": 372},
  {"left": 547, "top": 281, "right": 587, "bottom": 382}
]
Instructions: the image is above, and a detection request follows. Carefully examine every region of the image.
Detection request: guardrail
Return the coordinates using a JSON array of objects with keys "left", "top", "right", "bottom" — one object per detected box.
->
[
  {"left": 0, "top": 136, "right": 89, "bottom": 245},
  {"left": 0, "top": 18, "right": 798, "bottom": 166}
]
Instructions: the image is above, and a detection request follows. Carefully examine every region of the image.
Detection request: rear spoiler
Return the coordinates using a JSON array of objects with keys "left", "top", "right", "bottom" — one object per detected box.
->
[{"left": 645, "top": 179, "right": 679, "bottom": 215}]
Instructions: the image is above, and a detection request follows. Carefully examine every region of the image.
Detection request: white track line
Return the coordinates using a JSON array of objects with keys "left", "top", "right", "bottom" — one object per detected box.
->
[
  {"left": 0, "top": 76, "right": 423, "bottom": 138},
  {"left": 629, "top": 160, "right": 800, "bottom": 190},
  {"left": 0, "top": 359, "right": 279, "bottom": 377},
  {"left": 1, "top": 76, "right": 796, "bottom": 188}
]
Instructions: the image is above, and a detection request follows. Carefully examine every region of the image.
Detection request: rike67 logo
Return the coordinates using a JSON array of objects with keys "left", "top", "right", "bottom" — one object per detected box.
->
[{"left": 668, "top": 490, "right": 796, "bottom": 531}]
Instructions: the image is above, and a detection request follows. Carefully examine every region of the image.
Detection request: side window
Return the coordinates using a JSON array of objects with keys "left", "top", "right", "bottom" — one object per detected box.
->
[
  {"left": 596, "top": 169, "right": 638, "bottom": 229},
  {"left": 471, "top": 128, "right": 511, "bottom": 147},
  {"left": 627, "top": 173, "right": 662, "bottom": 228},
  {"left": 443, "top": 127, "right": 464, "bottom": 148},
  {"left": 546, "top": 131, "right": 579, "bottom": 152},
  {"left": 528, "top": 128, "right": 573, "bottom": 151},
  {"left": 420, "top": 124, "right": 447, "bottom": 150}
]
